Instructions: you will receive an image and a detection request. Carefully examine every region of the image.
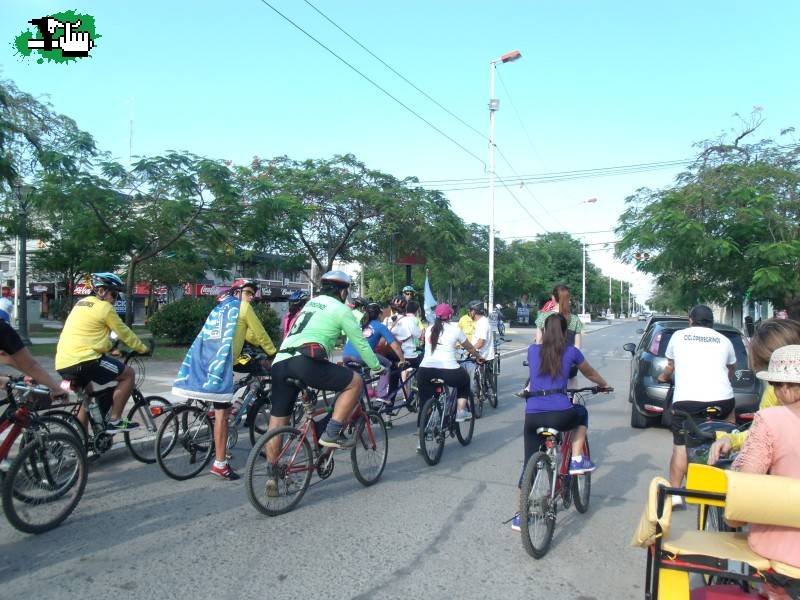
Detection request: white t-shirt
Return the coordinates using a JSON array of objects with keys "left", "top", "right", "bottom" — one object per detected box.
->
[
  {"left": 471, "top": 316, "right": 495, "bottom": 360},
  {"left": 390, "top": 315, "right": 421, "bottom": 358},
  {"left": 664, "top": 326, "right": 736, "bottom": 403},
  {"left": 421, "top": 323, "right": 467, "bottom": 370}
]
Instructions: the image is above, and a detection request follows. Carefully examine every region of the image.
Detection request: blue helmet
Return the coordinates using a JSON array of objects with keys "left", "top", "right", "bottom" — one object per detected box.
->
[
  {"left": 91, "top": 272, "right": 125, "bottom": 292},
  {"left": 287, "top": 290, "right": 309, "bottom": 306}
]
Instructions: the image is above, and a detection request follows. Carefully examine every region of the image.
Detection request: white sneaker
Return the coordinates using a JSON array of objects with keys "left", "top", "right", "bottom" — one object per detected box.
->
[{"left": 455, "top": 410, "right": 472, "bottom": 423}]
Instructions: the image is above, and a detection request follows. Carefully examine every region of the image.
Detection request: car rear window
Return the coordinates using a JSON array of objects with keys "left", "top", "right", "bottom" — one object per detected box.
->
[{"left": 654, "top": 329, "right": 748, "bottom": 368}]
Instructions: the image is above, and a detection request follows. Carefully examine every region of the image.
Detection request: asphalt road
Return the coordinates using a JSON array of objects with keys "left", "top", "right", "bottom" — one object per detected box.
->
[{"left": 0, "top": 320, "right": 677, "bottom": 600}]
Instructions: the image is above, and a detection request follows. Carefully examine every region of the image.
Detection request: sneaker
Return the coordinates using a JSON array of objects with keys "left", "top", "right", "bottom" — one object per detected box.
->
[
  {"left": 569, "top": 456, "right": 597, "bottom": 475},
  {"left": 511, "top": 512, "right": 521, "bottom": 532},
  {"left": 319, "top": 431, "right": 356, "bottom": 449},
  {"left": 105, "top": 418, "right": 140, "bottom": 434},
  {"left": 416, "top": 441, "right": 422, "bottom": 454},
  {"left": 671, "top": 495, "right": 686, "bottom": 511},
  {"left": 385, "top": 420, "right": 393, "bottom": 430},
  {"left": 210, "top": 463, "right": 240, "bottom": 481},
  {"left": 455, "top": 410, "right": 472, "bottom": 423}
]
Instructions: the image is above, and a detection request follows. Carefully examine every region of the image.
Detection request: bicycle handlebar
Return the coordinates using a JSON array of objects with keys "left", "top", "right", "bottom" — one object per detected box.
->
[
  {"left": 567, "top": 386, "right": 614, "bottom": 395},
  {"left": 671, "top": 408, "right": 718, "bottom": 441}
]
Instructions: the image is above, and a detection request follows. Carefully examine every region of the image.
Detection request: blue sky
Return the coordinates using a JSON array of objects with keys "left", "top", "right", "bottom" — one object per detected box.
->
[{"left": 2, "top": 1, "right": 798, "bottom": 300}]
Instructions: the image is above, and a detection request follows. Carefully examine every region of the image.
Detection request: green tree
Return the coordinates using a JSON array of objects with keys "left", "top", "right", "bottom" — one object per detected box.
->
[{"left": 616, "top": 121, "right": 800, "bottom": 307}]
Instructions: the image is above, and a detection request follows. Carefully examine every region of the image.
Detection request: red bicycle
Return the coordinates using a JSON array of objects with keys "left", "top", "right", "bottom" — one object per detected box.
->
[
  {"left": 244, "top": 368, "right": 388, "bottom": 516},
  {"left": 0, "top": 376, "right": 87, "bottom": 534},
  {"left": 519, "top": 386, "right": 612, "bottom": 558}
]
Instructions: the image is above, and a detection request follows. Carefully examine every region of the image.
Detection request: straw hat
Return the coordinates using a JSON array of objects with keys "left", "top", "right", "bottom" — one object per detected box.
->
[{"left": 756, "top": 345, "right": 800, "bottom": 383}]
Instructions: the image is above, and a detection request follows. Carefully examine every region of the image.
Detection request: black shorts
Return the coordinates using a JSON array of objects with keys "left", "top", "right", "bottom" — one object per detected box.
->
[
  {"left": 57, "top": 355, "right": 125, "bottom": 388},
  {"left": 670, "top": 399, "right": 735, "bottom": 445},
  {"left": 269, "top": 356, "right": 354, "bottom": 418}
]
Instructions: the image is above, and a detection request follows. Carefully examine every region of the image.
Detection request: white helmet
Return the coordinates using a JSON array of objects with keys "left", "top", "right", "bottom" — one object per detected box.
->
[{"left": 320, "top": 270, "right": 352, "bottom": 286}]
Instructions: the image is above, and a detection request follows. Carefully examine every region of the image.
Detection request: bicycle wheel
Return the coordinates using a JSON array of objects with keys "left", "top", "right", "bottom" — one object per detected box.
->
[
  {"left": 245, "top": 426, "right": 313, "bottom": 516},
  {"left": 2, "top": 432, "right": 87, "bottom": 534},
  {"left": 455, "top": 396, "right": 475, "bottom": 446},
  {"left": 44, "top": 409, "right": 87, "bottom": 450},
  {"left": 519, "top": 451, "right": 556, "bottom": 559},
  {"left": 351, "top": 411, "right": 388, "bottom": 486},
  {"left": 155, "top": 405, "right": 214, "bottom": 480},
  {"left": 419, "top": 397, "right": 445, "bottom": 466},
  {"left": 472, "top": 372, "right": 484, "bottom": 420},
  {"left": 486, "top": 367, "right": 498, "bottom": 409},
  {"left": 572, "top": 438, "right": 591, "bottom": 514},
  {"left": 124, "top": 395, "right": 172, "bottom": 463}
]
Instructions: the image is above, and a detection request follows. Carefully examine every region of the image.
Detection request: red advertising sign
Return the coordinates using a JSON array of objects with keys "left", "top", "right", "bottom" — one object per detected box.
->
[{"left": 73, "top": 283, "right": 92, "bottom": 296}]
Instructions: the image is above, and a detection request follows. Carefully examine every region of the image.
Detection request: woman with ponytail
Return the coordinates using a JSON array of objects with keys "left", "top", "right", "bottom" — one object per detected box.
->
[
  {"left": 535, "top": 284, "right": 583, "bottom": 349},
  {"left": 417, "top": 304, "right": 483, "bottom": 445},
  {"left": 511, "top": 314, "right": 612, "bottom": 530}
]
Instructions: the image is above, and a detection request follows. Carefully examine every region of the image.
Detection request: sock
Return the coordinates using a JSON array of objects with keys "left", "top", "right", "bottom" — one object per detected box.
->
[
  {"left": 572, "top": 454, "right": 583, "bottom": 462},
  {"left": 108, "top": 418, "right": 120, "bottom": 425},
  {"left": 213, "top": 460, "right": 227, "bottom": 469},
  {"left": 325, "top": 419, "right": 343, "bottom": 439}
]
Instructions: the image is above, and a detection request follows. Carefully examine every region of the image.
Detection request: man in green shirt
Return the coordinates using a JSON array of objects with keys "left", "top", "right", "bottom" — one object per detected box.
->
[{"left": 267, "top": 270, "right": 383, "bottom": 452}]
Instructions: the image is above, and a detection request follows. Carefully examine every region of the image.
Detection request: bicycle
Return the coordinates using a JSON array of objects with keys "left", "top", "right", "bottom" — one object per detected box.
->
[
  {"left": 418, "top": 360, "right": 477, "bottom": 466},
  {"left": 244, "top": 368, "right": 388, "bottom": 516},
  {"left": 0, "top": 377, "right": 87, "bottom": 534},
  {"left": 48, "top": 348, "right": 170, "bottom": 463},
  {"left": 370, "top": 362, "right": 419, "bottom": 427},
  {"left": 518, "top": 386, "right": 612, "bottom": 559},
  {"left": 154, "top": 371, "right": 275, "bottom": 481}
]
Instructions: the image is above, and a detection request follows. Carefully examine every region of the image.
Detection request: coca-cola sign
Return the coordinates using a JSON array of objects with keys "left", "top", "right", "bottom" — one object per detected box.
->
[{"left": 73, "top": 283, "right": 92, "bottom": 296}]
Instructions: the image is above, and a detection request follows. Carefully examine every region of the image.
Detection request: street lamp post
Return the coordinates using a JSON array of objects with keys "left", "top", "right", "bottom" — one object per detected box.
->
[
  {"left": 487, "top": 49, "right": 521, "bottom": 312},
  {"left": 581, "top": 239, "right": 586, "bottom": 316},
  {"left": 12, "top": 184, "right": 33, "bottom": 346}
]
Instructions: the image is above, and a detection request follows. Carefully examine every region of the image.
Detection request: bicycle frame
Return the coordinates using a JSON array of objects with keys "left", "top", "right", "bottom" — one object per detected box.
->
[{"left": 0, "top": 381, "right": 53, "bottom": 461}]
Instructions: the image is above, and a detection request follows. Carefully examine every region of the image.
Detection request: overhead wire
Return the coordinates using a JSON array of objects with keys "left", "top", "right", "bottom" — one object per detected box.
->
[{"left": 255, "top": 0, "right": 486, "bottom": 167}]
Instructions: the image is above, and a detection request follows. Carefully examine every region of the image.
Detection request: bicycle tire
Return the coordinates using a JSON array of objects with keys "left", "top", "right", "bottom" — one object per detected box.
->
[
  {"left": 351, "top": 411, "right": 388, "bottom": 486},
  {"left": 419, "top": 397, "right": 445, "bottom": 466},
  {"left": 245, "top": 426, "right": 313, "bottom": 516},
  {"left": 519, "top": 451, "right": 556, "bottom": 559},
  {"left": 572, "top": 438, "right": 591, "bottom": 514},
  {"left": 43, "top": 409, "right": 88, "bottom": 450},
  {"left": 155, "top": 405, "right": 214, "bottom": 480},
  {"left": 486, "top": 367, "right": 498, "bottom": 409},
  {"left": 2, "top": 432, "right": 87, "bottom": 534},
  {"left": 124, "top": 395, "right": 172, "bottom": 463},
  {"left": 455, "top": 396, "right": 475, "bottom": 446},
  {"left": 472, "top": 371, "right": 484, "bottom": 420}
]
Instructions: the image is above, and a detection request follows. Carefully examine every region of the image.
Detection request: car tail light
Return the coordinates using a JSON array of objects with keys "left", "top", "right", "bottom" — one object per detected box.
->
[
  {"left": 738, "top": 412, "right": 755, "bottom": 421},
  {"left": 649, "top": 332, "right": 662, "bottom": 355},
  {"left": 644, "top": 404, "right": 664, "bottom": 413}
]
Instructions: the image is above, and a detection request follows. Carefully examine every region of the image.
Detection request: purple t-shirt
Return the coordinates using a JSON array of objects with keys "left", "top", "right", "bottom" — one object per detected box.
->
[{"left": 525, "top": 344, "right": 585, "bottom": 414}]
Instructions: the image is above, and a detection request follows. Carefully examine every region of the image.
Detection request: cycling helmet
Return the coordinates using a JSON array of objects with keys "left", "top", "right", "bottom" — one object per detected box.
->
[
  {"left": 319, "top": 270, "right": 352, "bottom": 298},
  {"left": 287, "top": 290, "right": 309, "bottom": 307},
  {"left": 402, "top": 285, "right": 415, "bottom": 295},
  {"left": 467, "top": 300, "right": 486, "bottom": 315},
  {"left": 230, "top": 278, "right": 259, "bottom": 294},
  {"left": 434, "top": 303, "right": 454, "bottom": 320},
  {"left": 390, "top": 295, "right": 407, "bottom": 312},
  {"left": 366, "top": 302, "right": 382, "bottom": 321},
  {"left": 91, "top": 272, "right": 125, "bottom": 293}
]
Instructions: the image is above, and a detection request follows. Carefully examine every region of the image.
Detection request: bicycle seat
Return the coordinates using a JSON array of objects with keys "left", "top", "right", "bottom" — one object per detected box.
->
[
  {"left": 535, "top": 427, "right": 561, "bottom": 438},
  {"left": 285, "top": 377, "right": 307, "bottom": 390},
  {"left": 430, "top": 378, "right": 445, "bottom": 385}
]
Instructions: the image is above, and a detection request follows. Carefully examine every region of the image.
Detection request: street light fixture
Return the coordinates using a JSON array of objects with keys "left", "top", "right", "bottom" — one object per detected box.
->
[
  {"left": 488, "top": 49, "right": 521, "bottom": 312},
  {"left": 12, "top": 183, "right": 33, "bottom": 345}
]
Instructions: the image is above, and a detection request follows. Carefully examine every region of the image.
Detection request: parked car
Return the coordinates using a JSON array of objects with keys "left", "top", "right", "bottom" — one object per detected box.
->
[
  {"left": 622, "top": 320, "right": 757, "bottom": 429},
  {"left": 638, "top": 314, "right": 688, "bottom": 336}
]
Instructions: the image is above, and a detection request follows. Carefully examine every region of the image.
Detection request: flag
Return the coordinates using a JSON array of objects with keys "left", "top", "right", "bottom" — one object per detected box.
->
[{"left": 424, "top": 273, "right": 437, "bottom": 322}]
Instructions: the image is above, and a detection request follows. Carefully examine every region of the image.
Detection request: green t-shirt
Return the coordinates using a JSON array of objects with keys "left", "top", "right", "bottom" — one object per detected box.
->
[
  {"left": 535, "top": 311, "right": 583, "bottom": 345},
  {"left": 274, "top": 294, "right": 380, "bottom": 370}
]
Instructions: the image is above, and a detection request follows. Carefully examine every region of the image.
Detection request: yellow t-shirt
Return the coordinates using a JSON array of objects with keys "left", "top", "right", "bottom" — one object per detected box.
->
[
  {"left": 233, "top": 301, "right": 277, "bottom": 359},
  {"left": 458, "top": 314, "right": 475, "bottom": 339},
  {"left": 55, "top": 297, "right": 148, "bottom": 370}
]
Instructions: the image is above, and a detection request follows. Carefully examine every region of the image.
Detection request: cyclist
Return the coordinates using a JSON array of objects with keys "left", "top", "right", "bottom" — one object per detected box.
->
[
  {"left": 513, "top": 314, "right": 611, "bottom": 530},
  {"left": 417, "top": 303, "right": 483, "bottom": 443},
  {"left": 402, "top": 285, "right": 415, "bottom": 301},
  {"left": 464, "top": 300, "right": 495, "bottom": 394},
  {"left": 383, "top": 295, "right": 406, "bottom": 329},
  {"left": 657, "top": 304, "right": 736, "bottom": 507},
  {"left": 458, "top": 306, "right": 475, "bottom": 340},
  {"left": 55, "top": 273, "right": 150, "bottom": 433},
  {"left": 0, "top": 319, "right": 67, "bottom": 400},
  {"left": 266, "top": 270, "right": 383, "bottom": 468},
  {"left": 210, "top": 279, "right": 277, "bottom": 480},
  {"left": 489, "top": 303, "right": 505, "bottom": 337},
  {"left": 342, "top": 301, "right": 404, "bottom": 404},
  {"left": 535, "top": 284, "right": 582, "bottom": 348},
  {"left": 282, "top": 290, "right": 309, "bottom": 339}
]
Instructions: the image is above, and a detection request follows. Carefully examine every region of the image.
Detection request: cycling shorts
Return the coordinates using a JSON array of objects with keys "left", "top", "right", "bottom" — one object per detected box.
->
[
  {"left": 670, "top": 399, "right": 734, "bottom": 446},
  {"left": 269, "top": 356, "right": 354, "bottom": 418},
  {"left": 57, "top": 355, "right": 124, "bottom": 388}
]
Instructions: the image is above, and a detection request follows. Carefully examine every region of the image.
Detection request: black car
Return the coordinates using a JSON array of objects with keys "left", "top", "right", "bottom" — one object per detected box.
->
[{"left": 622, "top": 320, "right": 758, "bottom": 429}]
